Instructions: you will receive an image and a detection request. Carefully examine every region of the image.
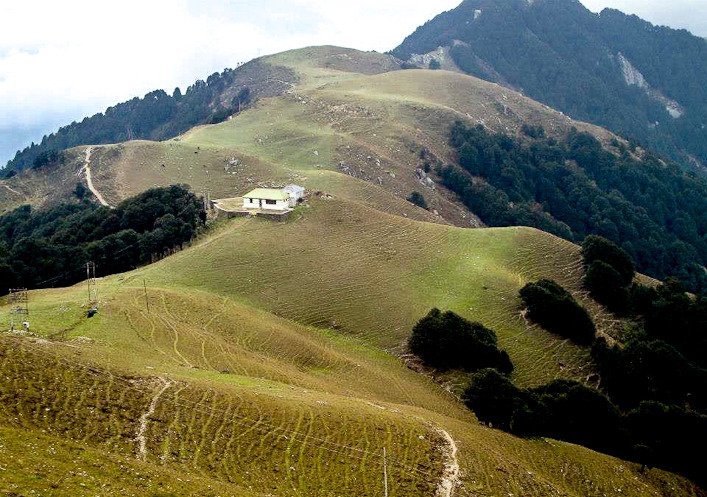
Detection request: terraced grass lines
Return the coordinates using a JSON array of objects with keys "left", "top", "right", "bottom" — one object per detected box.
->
[
  {"left": 0, "top": 336, "right": 443, "bottom": 496},
  {"left": 0, "top": 232, "right": 701, "bottom": 497},
  {"left": 142, "top": 198, "right": 591, "bottom": 387},
  {"left": 0, "top": 426, "right": 254, "bottom": 496}
]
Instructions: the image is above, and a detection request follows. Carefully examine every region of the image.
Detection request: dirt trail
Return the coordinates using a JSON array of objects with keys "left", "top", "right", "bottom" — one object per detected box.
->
[
  {"left": 0, "top": 182, "right": 23, "bottom": 197},
  {"left": 81, "top": 147, "right": 111, "bottom": 207},
  {"left": 136, "top": 377, "right": 173, "bottom": 461},
  {"left": 436, "top": 428, "right": 460, "bottom": 497}
]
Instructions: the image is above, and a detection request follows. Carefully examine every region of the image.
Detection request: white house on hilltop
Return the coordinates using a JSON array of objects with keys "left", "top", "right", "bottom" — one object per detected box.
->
[
  {"left": 243, "top": 185, "right": 305, "bottom": 211},
  {"left": 243, "top": 188, "right": 290, "bottom": 211}
]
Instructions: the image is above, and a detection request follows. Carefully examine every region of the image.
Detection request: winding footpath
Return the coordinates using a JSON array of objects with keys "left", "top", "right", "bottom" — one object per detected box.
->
[
  {"left": 135, "top": 378, "right": 174, "bottom": 461},
  {"left": 0, "top": 182, "right": 23, "bottom": 197},
  {"left": 436, "top": 428, "right": 460, "bottom": 497},
  {"left": 81, "top": 146, "right": 111, "bottom": 207}
]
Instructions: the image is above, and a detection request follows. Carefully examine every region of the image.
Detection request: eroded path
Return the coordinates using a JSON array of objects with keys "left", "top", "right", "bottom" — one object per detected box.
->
[
  {"left": 136, "top": 377, "right": 174, "bottom": 460},
  {"left": 0, "top": 182, "right": 23, "bottom": 197},
  {"left": 81, "top": 146, "right": 111, "bottom": 207},
  {"left": 436, "top": 428, "right": 460, "bottom": 497}
]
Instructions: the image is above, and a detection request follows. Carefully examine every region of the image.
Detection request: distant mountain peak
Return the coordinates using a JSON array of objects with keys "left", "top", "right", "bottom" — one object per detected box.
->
[{"left": 392, "top": 0, "right": 707, "bottom": 170}]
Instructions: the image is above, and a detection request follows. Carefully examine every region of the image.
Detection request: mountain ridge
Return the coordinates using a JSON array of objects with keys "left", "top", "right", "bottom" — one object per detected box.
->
[
  {"left": 0, "top": 42, "right": 706, "bottom": 495},
  {"left": 392, "top": 0, "right": 707, "bottom": 170}
]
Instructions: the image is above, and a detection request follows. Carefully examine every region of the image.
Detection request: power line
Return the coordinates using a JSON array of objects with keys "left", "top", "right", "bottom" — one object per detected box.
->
[
  {"left": 7, "top": 288, "right": 29, "bottom": 332},
  {"left": 86, "top": 262, "right": 98, "bottom": 308},
  {"left": 383, "top": 446, "right": 389, "bottom": 497}
]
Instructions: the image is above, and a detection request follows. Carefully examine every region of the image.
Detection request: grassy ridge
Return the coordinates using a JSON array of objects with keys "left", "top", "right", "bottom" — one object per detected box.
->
[
  {"left": 1, "top": 47, "right": 622, "bottom": 228},
  {"left": 0, "top": 201, "right": 701, "bottom": 495},
  {"left": 140, "top": 198, "right": 593, "bottom": 387},
  {"left": 0, "top": 47, "right": 701, "bottom": 495}
]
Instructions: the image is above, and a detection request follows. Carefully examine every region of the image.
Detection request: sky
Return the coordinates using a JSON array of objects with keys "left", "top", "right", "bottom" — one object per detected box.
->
[{"left": 0, "top": 0, "right": 704, "bottom": 165}]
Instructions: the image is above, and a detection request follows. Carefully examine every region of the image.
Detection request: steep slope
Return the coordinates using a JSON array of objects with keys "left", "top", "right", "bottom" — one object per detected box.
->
[
  {"left": 2, "top": 45, "right": 704, "bottom": 289},
  {"left": 1, "top": 200, "right": 702, "bottom": 496},
  {"left": 0, "top": 46, "right": 619, "bottom": 226},
  {"left": 393, "top": 0, "right": 707, "bottom": 169},
  {"left": 6, "top": 44, "right": 704, "bottom": 290},
  {"left": 3, "top": 58, "right": 297, "bottom": 173}
]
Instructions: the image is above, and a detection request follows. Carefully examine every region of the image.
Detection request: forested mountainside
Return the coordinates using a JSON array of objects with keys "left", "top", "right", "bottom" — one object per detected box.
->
[
  {"left": 3, "top": 60, "right": 296, "bottom": 174},
  {"left": 393, "top": 0, "right": 707, "bottom": 170},
  {"left": 440, "top": 122, "right": 707, "bottom": 292},
  {"left": 0, "top": 186, "right": 204, "bottom": 292}
]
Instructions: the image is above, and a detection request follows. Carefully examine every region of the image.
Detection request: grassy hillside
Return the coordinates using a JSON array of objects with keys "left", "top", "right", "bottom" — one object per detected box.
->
[
  {"left": 142, "top": 198, "right": 597, "bottom": 387},
  {"left": 0, "top": 426, "right": 256, "bottom": 496},
  {"left": 0, "top": 199, "right": 701, "bottom": 496},
  {"left": 0, "top": 46, "right": 702, "bottom": 495},
  {"left": 0, "top": 46, "right": 622, "bottom": 229}
]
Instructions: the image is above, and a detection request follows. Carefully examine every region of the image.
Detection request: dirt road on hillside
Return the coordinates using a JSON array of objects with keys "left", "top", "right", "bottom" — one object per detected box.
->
[{"left": 81, "top": 147, "right": 111, "bottom": 207}]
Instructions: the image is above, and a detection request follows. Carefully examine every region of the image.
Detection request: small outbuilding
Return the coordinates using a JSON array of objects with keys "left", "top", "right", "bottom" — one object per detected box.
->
[
  {"left": 243, "top": 188, "right": 291, "bottom": 211},
  {"left": 283, "top": 184, "right": 305, "bottom": 207}
]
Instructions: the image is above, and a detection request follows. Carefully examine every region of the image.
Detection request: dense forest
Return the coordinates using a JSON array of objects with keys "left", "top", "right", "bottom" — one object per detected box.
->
[
  {"left": 393, "top": 0, "right": 707, "bottom": 169},
  {"left": 3, "top": 60, "right": 297, "bottom": 174},
  {"left": 440, "top": 121, "right": 707, "bottom": 291},
  {"left": 0, "top": 185, "right": 204, "bottom": 293},
  {"left": 462, "top": 235, "right": 707, "bottom": 486}
]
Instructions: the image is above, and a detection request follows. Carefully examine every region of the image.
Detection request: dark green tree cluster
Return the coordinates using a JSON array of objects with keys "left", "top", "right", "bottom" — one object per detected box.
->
[
  {"left": 4, "top": 73, "right": 252, "bottom": 175},
  {"left": 581, "top": 235, "right": 707, "bottom": 367},
  {"left": 31, "top": 150, "right": 65, "bottom": 170},
  {"left": 519, "top": 279, "right": 596, "bottom": 344},
  {"left": 581, "top": 236, "right": 635, "bottom": 313},
  {"left": 441, "top": 121, "right": 707, "bottom": 292},
  {"left": 464, "top": 236, "right": 707, "bottom": 485},
  {"left": 0, "top": 185, "right": 204, "bottom": 293},
  {"left": 592, "top": 337, "right": 707, "bottom": 413},
  {"left": 406, "top": 191, "right": 428, "bottom": 209},
  {"left": 392, "top": 0, "right": 707, "bottom": 167},
  {"left": 639, "top": 280, "right": 707, "bottom": 369},
  {"left": 409, "top": 308, "right": 513, "bottom": 374},
  {"left": 463, "top": 368, "right": 706, "bottom": 483},
  {"left": 465, "top": 370, "right": 624, "bottom": 452},
  {"left": 585, "top": 235, "right": 707, "bottom": 414}
]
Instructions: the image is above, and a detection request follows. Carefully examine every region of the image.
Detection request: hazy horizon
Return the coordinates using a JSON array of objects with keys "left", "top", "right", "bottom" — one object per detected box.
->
[{"left": 1, "top": 0, "right": 704, "bottom": 166}]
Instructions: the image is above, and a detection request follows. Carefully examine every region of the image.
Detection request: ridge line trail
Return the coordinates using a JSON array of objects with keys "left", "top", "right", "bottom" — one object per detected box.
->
[
  {"left": 81, "top": 146, "right": 112, "bottom": 208},
  {"left": 136, "top": 377, "right": 174, "bottom": 461},
  {"left": 0, "top": 182, "right": 23, "bottom": 197},
  {"left": 436, "top": 428, "right": 460, "bottom": 497}
]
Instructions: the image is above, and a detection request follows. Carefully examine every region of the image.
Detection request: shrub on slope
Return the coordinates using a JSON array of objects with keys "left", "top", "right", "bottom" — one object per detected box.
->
[
  {"left": 410, "top": 308, "right": 513, "bottom": 374},
  {"left": 519, "top": 279, "right": 596, "bottom": 344}
]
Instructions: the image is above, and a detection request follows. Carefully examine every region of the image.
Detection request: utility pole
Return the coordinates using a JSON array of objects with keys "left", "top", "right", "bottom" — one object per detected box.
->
[
  {"left": 86, "top": 262, "right": 98, "bottom": 306},
  {"left": 8, "top": 288, "right": 29, "bottom": 332},
  {"left": 383, "top": 447, "right": 388, "bottom": 497},
  {"left": 85, "top": 262, "right": 99, "bottom": 317},
  {"left": 143, "top": 279, "right": 150, "bottom": 313}
]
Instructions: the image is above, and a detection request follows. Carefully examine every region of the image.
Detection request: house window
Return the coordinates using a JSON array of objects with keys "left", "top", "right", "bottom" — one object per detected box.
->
[{"left": 265, "top": 199, "right": 277, "bottom": 205}]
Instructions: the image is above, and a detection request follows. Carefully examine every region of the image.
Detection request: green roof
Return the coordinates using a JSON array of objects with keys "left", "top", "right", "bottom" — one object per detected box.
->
[{"left": 244, "top": 188, "right": 289, "bottom": 201}]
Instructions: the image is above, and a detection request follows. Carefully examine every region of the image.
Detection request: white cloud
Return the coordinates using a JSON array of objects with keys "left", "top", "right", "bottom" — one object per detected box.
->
[
  {"left": 580, "top": 0, "right": 707, "bottom": 36},
  {"left": 0, "top": 0, "right": 702, "bottom": 164},
  {"left": 0, "top": 1, "right": 458, "bottom": 129}
]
